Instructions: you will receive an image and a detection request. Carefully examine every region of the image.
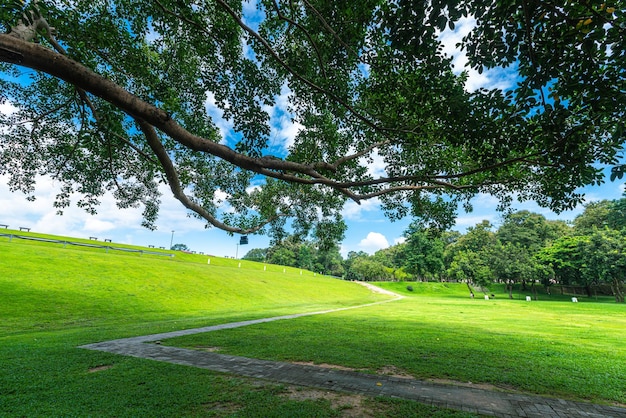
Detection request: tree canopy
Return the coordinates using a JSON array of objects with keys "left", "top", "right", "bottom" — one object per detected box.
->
[{"left": 1, "top": 0, "right": 624, "bottom": 239}]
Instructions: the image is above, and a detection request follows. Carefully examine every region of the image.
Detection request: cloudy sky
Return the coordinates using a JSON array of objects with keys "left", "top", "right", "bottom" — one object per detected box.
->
[{"left": 1, "top": 12, "right": 624, "bottom": 259}]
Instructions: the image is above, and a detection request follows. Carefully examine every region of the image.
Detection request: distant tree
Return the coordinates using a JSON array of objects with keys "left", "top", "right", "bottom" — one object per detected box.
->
[
  {"left": 497, "top": 211, "right": 555, "bottom": 253},
  {"left": 536, "top": 235, "right": 587, "bottom": 286},
  {"left": 266, "top": 246, "right": 296, "bottom": 267},
  {"left": 170, "top": 243, "right": 189, "bottom": 251},
  {"left": 447, "top": 249, "right": 492, "bottom": 288},
  {"left": 573, "top": 201, "right": 613, "bottom": 234},
  {"left": 242, "top": 248, "right": 267, "bottom": 262},
  {"left": 444, "top": 220, "right": 497, "bottom": 269},
  {"left": 372, "top": 244, "right": 408, "bottom": 280},
  {"left": 343, "top": 251, "right": 370, "bottom": 281},
  {"left": 314, "top": 243, "right": 344, "bottom": 277},
  {"left": 607, "top": 197, "right": 626, "bottom": 231},
  {"left": 403, "top": 223, "right": 444, "bottom": 281},
  {"left": 580, "top": 229, "right": 626, "bottom": 303},
  {"left": 490, "top": 242, "right": 537, "bottom": 299},
  {"left": 350, "top": 258, "right": 390, "bottom": 281},
  {"left": 297, "top": 244, "right": 314, "bottom": 270}
]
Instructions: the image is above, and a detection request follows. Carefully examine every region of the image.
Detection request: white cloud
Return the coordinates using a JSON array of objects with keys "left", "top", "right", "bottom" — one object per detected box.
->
[
  {"left": 393, "top": 236, "right": 406, "bottom": 245},
  {"left": 453, "top": 215, "right": 496, "bottom": 230},
  {"left": 205, "top": 92, "right": 234, "bottom": 144},
  {"left": 342, "top": 198, "right": 381, "bottom": 221},
  {"left": 264, "top": 84, "right": 303, "bottom": 151},
  {"left": 0, "top": 101, "right": 18, "bottom": 115},
  {"left": 83, "top": 218, "right": 116, "bottom": 233},
  {"left": 213, "top": 189, "right": 230, "bottom": 206},
  {"left": 364, "top": 150, "right": 387, "bottom": 179},
  {"left": 358, "top": 232, "right": 389, "bottom": 254}
]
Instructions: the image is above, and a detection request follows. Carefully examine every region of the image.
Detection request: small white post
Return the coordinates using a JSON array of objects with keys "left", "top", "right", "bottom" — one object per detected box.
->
[
  {"left": 238, "top": 262, "right": 241, "bottom": 268},
  {"left": 526, "top": 296, "right": 531, "bottom": 302},
  {"left": 207, "top": 258, "right": 211, "bottom": 265},
  {"left": 264, "top": 265, "right": 266, "bottom": 271},
  {"left": 484, "top": 294, "right": 489, "bottom": 300}
]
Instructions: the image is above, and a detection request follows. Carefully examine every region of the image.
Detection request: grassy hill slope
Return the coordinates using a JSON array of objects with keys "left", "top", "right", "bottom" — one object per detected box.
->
[
  {"left": 2, "top": 231, "right": 427, "bottom": 417},
  {"left": 1, "top": 230, "right": 384, "bottom": 335}
]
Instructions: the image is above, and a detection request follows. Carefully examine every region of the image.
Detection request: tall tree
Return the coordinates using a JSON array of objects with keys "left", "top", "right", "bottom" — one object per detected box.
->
[
  {"left": 580, "top": 229, "right": 626, "bottom": 303},
  {"left": 403, "top": 223, "right": 445, "bottom": 280},
  {"left": 497, "top": 211, "right": 555, "bottom": 253},
  {"left": 1, "top": 1, "right": 624, "bottom": 238},
  {"left": 573, "top": 201, "right": 614, "bottom": 234},
  {"left": 536, "top": 235, "right": 587, "bottom": 286}
]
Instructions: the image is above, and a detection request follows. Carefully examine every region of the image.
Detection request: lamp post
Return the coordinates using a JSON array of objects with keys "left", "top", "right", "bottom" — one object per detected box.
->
[{"left": 170, "top": 230, "right": 174, "bottom": 249}]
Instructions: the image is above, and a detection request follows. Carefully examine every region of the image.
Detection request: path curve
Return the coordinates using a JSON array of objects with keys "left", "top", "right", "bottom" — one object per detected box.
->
[{"left": 80, "top": 283, "right": 626, "bottom": 418}]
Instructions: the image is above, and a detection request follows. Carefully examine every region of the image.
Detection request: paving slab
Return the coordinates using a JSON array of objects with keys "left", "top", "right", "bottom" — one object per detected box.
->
[
  {"left": 81, "top": 326, "right": 626, "bottom": 417},
  {"left": 80, "top": 292, "right": 626, "bottom": 418}
]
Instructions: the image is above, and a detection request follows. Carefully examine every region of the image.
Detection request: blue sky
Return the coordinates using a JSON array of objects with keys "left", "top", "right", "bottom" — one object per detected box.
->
[
  {"left": 1, "top": 167, "right": 623, "bottom": 259},
  {"left": 1, "top": 13, "right": 624, "bottom": 258}
]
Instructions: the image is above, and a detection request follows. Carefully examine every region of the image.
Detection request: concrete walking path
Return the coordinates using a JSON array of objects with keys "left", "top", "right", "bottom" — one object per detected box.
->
[{"left": 80, "top": 288, "right": 626, "bottom": 418}]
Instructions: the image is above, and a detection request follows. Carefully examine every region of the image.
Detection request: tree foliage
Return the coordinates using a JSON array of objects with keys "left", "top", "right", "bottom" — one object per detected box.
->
[
  {"left": 1, "top": 1, "right": 625, "bottom": 238},
  {"left": 170, "top": 243, "right": 189, "bottom": 251}
]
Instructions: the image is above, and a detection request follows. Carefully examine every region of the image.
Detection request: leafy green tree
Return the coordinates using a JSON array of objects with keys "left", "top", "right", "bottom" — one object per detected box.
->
[
  {"left": 242, "top": 248, "right": 267, "bottom": 262},
  {"left": 580, "top": 229, "right": 626, "bottom": 303},
  {"left": 403, "top": 223, "right": 444, "bottom": 281},
  {"left": 350, "top": 257, "right": 390, "bottom": 282},
  {"left": 536, "top": 235, "right": 588, "bottom": 286},
  {"left": 490, "top": 242, "right": 538, "bottom": 299},
  {"left": 297, "top": 244, "right": 314, "bottom": 271},
  {"left": 573, "top": 201, "right": 614, "bottom": 235},
  {"left": 342, "top": 251, "right": 369, "bottom": 281},
  {"left": 445, "top": 220, "right": 497, "bottom": 266},
  {"left": 607, "top": 197, "right": 626, "bottom": 231},
  {"left": 170, "top": 243, "right": 189, "bottom": 251},
  {"left": 1, "top": 1, "right": 624, "bottom": 238},
  {"left": 497, "top": 211, "right": 557, "bottom": 253},
  {"left": 372, "top": 243, "right": 408, "bottom": 280},
  {"left": 313, "top": 242, "right": 344, "bottom": 277},
  {"left": 447, "top": 249, "right": 493, "bottom": 288},
  {"left": 266, "top": 246, "right": 296, "bottom": 267}
]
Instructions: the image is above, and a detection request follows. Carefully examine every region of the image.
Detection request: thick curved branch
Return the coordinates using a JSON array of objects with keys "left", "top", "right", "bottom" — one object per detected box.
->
[
  {"left": 137, "top": 119, "right": 275, "bottom": 234},
  {"left": 353, "top": 184, "right": 477, "bottom": 201},
  {"left": 0, "top": 36, "right": 316, "bottom": 172},
  {"left": 0, "top": 33, "right": 566, "bottom": 212},
  {"left": 0, "top": 35, "right": 366, "bottom": 195}
]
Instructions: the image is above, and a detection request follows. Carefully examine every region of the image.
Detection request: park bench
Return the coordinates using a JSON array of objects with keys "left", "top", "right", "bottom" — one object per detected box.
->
[
  {"left": 104, "top": 239, "right": 112, "bottom": 242},
  {"left": 0, "top": 224, "right": 8, "bottom": 229},
  {"left": 19, "top": 227, "right": 30, "bottom": 232},
  {"left": 89, "top": 237, "right": 98, "bottom": 240}
]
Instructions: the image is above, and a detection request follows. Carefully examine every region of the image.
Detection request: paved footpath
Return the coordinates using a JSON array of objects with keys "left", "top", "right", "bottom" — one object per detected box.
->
[{"left": 81, "top": 292, "right": 626, "bottom": 418}]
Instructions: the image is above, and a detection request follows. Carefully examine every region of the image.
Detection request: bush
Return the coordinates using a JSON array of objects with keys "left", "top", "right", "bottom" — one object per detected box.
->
[{"left": 406, "top": 285, "right": 414, "bottom": 292}]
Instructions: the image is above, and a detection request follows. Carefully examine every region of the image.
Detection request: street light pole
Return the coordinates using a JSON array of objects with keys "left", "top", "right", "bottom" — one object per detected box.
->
[{"left": 170, "top": 230, "right": 175, "bottom": 249}]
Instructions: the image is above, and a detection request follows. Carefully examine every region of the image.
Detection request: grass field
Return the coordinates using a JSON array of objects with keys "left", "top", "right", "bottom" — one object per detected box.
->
[{"left": 2, "top": 230, "right": 625, "bottom": 416}]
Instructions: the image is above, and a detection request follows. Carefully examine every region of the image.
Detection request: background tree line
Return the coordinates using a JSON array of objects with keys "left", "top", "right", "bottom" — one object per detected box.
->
[{"left": 245, "top": 196, "right": 626, "bottom": 303}]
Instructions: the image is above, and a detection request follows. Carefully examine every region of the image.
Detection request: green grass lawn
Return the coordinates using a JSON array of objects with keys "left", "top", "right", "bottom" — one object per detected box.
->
[
  {"left": 2, "top": 230, "right": 624, "bottom": 417},
  {"left": 168, "top": 282, "right": 626, "bottom": 406},
  {"left": 1, "top": 231, "right": 474, "bottom": 417}
]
